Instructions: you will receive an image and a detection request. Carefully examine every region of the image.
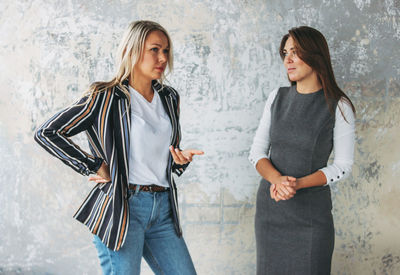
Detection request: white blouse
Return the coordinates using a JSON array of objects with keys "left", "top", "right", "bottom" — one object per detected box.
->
[
  {"left": 249, "top": 88, "right": 355, "bottom": 184},
  {"left": 128, "top": 86, "right": 172, "bottom": 188}
]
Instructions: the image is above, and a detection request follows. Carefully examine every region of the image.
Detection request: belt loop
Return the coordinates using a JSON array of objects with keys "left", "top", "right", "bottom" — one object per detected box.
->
[{"left": 134, "top": 184, "right": 140, "bottom": 195}]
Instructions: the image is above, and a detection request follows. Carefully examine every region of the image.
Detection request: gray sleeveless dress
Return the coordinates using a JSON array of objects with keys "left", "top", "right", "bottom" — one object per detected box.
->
[{"left": 255, "top": 86, "right": 337, "bottom": 275}]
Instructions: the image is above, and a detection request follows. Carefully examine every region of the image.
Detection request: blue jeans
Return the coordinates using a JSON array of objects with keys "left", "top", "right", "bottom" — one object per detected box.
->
[{"left": 93, "top": 188, "right": 196, "bottom": 275}]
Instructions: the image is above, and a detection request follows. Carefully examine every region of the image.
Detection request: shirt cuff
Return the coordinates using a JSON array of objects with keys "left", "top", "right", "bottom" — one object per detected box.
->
[
  {"left": 248, "top": 154, "right": 269, "bottom": 168},
  {"left": 320, "top": 166, "right": 350, "bottom": 184}
]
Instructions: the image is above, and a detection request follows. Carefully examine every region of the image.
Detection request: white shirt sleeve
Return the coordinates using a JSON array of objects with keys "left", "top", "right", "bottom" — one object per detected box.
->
[
  {"left": 248, "top": 88, "right": 279, "bottom": 167},
  {"left": 320, "top": 99, "right": 355, "bottom": 184}
]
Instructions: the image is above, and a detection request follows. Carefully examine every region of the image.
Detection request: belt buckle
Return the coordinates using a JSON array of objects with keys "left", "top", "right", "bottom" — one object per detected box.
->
[{"left": 148, "top": 185, "right": 154, "bottom": 192}]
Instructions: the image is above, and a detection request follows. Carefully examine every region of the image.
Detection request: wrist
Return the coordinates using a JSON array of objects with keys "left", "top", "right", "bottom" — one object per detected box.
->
[
  {"left": 93, "top": 158, "right": 104, "bottom": 174},
  {"left": 268, "top": 173, "right": 282, "bottom": 185},
  {"left": 295, "top": 178, "right": 304, "bottom": 190}
]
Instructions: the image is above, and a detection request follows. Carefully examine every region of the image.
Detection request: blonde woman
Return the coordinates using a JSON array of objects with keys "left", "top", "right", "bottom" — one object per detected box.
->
[{"left": 34, "top": 20, "right": 202, "bottom": 274}]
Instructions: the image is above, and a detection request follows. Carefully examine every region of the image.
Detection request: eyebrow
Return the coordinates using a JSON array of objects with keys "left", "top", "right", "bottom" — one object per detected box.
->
[
  {"left": 150, "top": 43, "right": 169, "bottom": 48},
  {"left": 283, "top": 47, "right": 295, "bottom": 52}
]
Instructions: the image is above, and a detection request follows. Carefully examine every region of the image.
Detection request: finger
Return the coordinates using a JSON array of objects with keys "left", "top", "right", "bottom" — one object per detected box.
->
[
  {"left": 89, "top": 176, "right": 102, "bottom": 181},
  {"left": 89, "top": 177, "right": 108, "bottom": 183},
  {"left": 275, "top": 192, "right": 285, "bottom": 201},
  {"left": 169, "top": 146, "right": 181, "bottom": 163},
  {"left": 270, "top": 186, "right": 275, "bottom": 199},
  {"left": 279, "top": 185, "right": 290, "bottom": 196},
  {"left": 288, "top": 181, "right": 297, "bottom": 187},
  {"left": 287, "top": 176, "right": 296, "bottom": 181},
  {"left": 282, "top": 180, "right": 296, "bottom": 187},
  {"left": 274, "top": 191, "right": 279, "bottom": 202},
  {"left": 187, "top": 149, "right": 204, "bottom": 155},
  {"left": 284, "top": 188, "right": 295, "bottom": 199},
  {"left": 285, "top": 186, "right": 296, "bottom": 195},
  {"left": 175, "top": 148, "right": 189, "bottom": 162},
  {"left": 181, "top": 151, "right": 193, "bottom": 162},
  {"left": 276, "top": 187, "right": 287, "bottom": 198},
  {"left": 95, "top": 179, "right": 109, "bottom": 183},
  {"left": 280, "top": 186, "right": 294, "bottom": 199}
]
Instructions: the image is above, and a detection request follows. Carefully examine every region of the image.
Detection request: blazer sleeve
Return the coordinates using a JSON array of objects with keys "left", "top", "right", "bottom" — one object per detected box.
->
[
  {"left": 170, "top": 88, "right": 190, "bottom": 176},
  {"left": 34, "top": 92, "right": 104, "bottom": 176}
]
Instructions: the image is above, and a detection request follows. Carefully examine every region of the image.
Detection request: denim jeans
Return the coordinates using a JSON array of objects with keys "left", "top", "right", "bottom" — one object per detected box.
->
[{"left": 93, "top": 188, "right": 196, "bottom": 275}]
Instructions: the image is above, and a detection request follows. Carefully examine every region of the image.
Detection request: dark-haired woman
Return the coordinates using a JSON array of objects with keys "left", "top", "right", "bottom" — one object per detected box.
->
[
  {"left": 249, "top": 26, "right": 355, "bottom": 274},
  {"left": 34, "top": 21, "right": 202, "bottom": 274}
]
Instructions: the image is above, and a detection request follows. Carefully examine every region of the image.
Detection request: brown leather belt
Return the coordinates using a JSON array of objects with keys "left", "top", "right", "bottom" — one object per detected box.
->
[{"left": 128, "top": 184, "right": 169, "bottom": 192}]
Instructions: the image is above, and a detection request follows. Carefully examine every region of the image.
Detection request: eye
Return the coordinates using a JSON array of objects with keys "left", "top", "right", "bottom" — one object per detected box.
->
[
  {"left": 151, "top": 47, "right": 159, "bottom": 52},
  {"left": 163, "top": 49, "right": 169, "bottom": 54}
]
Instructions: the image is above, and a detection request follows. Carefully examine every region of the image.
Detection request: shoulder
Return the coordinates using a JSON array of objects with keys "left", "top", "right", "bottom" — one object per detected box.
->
[
  {"left": 277, "top": 86, "right": 291, "bottom": 93},
  {"left": 265, "top": 87, "right": 285, "bottom": 104},
  {"left": 336, "top": 97, "right": 355, "bottom": 123},
  {"left": 87, "top": 81, "right": 121, "bottom": 100},
  {"left": 164, "top": 85, "right": 180, "bottom": 98},
  {"left": 157, "top": 82, "right": 180, "bottom": 102}
]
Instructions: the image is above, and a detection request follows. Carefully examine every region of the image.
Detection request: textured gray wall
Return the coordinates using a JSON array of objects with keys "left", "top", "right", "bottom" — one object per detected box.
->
[{"left": 1, "top": 0, "right": 399, "bottom": 274}]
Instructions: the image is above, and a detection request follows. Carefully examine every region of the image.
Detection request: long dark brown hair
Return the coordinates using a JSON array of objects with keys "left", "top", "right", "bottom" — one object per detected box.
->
[{"left": 279, "top": 26, "right": 355, "bottom": 117}]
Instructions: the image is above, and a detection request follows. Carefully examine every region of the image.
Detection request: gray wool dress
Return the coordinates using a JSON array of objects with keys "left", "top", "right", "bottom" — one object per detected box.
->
[{"left": 255, "top": 85, "right": 337, "bottom": 275}]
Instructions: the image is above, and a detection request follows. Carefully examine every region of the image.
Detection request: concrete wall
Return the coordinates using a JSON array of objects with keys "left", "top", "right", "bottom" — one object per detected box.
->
[{"left": 1, "top": 0, "right": 399, "bottom": 274}]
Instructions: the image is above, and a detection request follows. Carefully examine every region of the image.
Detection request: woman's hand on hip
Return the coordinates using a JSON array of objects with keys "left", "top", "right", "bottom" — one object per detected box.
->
[
  {"left": 169, "top": 146, "right": 204, "bottom": 164},
  {"left": 89, "top": 161, "right": 111, "bottom": 183}
]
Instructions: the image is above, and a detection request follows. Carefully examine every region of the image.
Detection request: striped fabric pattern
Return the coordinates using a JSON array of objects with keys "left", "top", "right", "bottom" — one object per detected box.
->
[{"left": 34, "top": 80, "right": 188, "bottom": 251}]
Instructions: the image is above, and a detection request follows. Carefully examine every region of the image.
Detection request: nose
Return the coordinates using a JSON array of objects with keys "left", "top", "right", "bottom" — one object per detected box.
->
[
  {"left": 158, "top": 51, "right": 167, "bottom": 64},
  {"left": 284, "top": 54, "right": 293, "bottom": 64}
]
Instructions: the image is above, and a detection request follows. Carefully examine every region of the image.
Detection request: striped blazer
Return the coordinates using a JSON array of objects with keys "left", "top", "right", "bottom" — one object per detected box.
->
[{"left": 34, "top": 80, "right": 187, "bottom": 251}]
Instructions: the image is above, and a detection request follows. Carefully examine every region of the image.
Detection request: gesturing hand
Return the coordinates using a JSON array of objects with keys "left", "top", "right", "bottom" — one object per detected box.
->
[
  {"left": 169, "top": 146, "right": 204, "bottom": 165},
  {"left": 89, "top": 161, "right": 111, "bottom": 184},
  {"left": 270, "top": 176, "right": 297, "bottom": 202}
]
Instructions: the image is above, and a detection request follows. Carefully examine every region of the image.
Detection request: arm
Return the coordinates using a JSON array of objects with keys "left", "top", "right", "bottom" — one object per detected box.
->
[
  {"left": 249, "top": 89, "right": 296, "bottom": 200},
  {"left": 296, "top": 99, "right": 356, "bottom": 189},
  {"left": 169, "top": 87, "right": 203, "bottom": 176},
  {"left": 34, "top": 92, "right": 104, "bottom": 176},
  {"left": 170, "top": 88, "right": 188, "bottom": 176}
]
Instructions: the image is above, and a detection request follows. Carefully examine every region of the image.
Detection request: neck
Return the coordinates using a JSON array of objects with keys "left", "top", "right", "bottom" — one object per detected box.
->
[
  {"left": 129, "top": 74, "right": 154, "bottom": 101},
  {"left": 296, "top": 73, "right": 322, "bottom": 94}
]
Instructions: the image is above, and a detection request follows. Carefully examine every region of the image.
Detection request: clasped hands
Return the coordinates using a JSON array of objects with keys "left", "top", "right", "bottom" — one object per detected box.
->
[
  {"left": 270, "top": 175, "right": 297, "bottom": 202},
  {"left": 89, "top": 146, "right": 204, "bottom": 184}
]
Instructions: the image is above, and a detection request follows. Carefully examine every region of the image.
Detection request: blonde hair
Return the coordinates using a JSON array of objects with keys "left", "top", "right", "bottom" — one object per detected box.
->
[{"left": 85, "top": 20, "right": 173, "bottom": 100}]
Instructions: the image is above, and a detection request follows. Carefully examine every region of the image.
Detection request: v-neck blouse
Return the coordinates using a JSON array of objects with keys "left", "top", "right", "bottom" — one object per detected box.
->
[{"left": 128, "top": 86, "right": 172, "bottom": 187}]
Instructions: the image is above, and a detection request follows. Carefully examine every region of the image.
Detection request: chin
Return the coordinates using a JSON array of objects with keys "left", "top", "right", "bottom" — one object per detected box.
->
[{"left": 152, "top": 73, "right": 163, "bottom": 80}]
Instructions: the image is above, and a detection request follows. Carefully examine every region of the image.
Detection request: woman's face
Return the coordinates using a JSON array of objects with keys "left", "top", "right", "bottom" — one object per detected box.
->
[
  {"left": 283, "top": 36, "right": 314, "bottom": 83},
  {"left": 134, "top": 30, "right": 169, "bottom": 81}
]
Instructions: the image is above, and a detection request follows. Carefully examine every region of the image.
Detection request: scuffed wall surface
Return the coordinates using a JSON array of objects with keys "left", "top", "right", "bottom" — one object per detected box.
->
[{"left": 0, "top": 0, "right": 399, "bottom": 274}]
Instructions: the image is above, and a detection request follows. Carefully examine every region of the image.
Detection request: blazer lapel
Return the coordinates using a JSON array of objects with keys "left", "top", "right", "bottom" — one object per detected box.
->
[
  {"left": 113, "top": 83, "right": 131, "bottom": 189},
  {"left": 154, "top": 81, "right": 178, "bottom": 146}
]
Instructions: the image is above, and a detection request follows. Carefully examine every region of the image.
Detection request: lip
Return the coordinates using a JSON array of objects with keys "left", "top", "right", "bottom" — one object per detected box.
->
[
  {"left": 155, "top": 67, "right": 165, "bottom": 72},
  {"left": 287, "top": 68, "right": 296, "bottom": 73}
]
